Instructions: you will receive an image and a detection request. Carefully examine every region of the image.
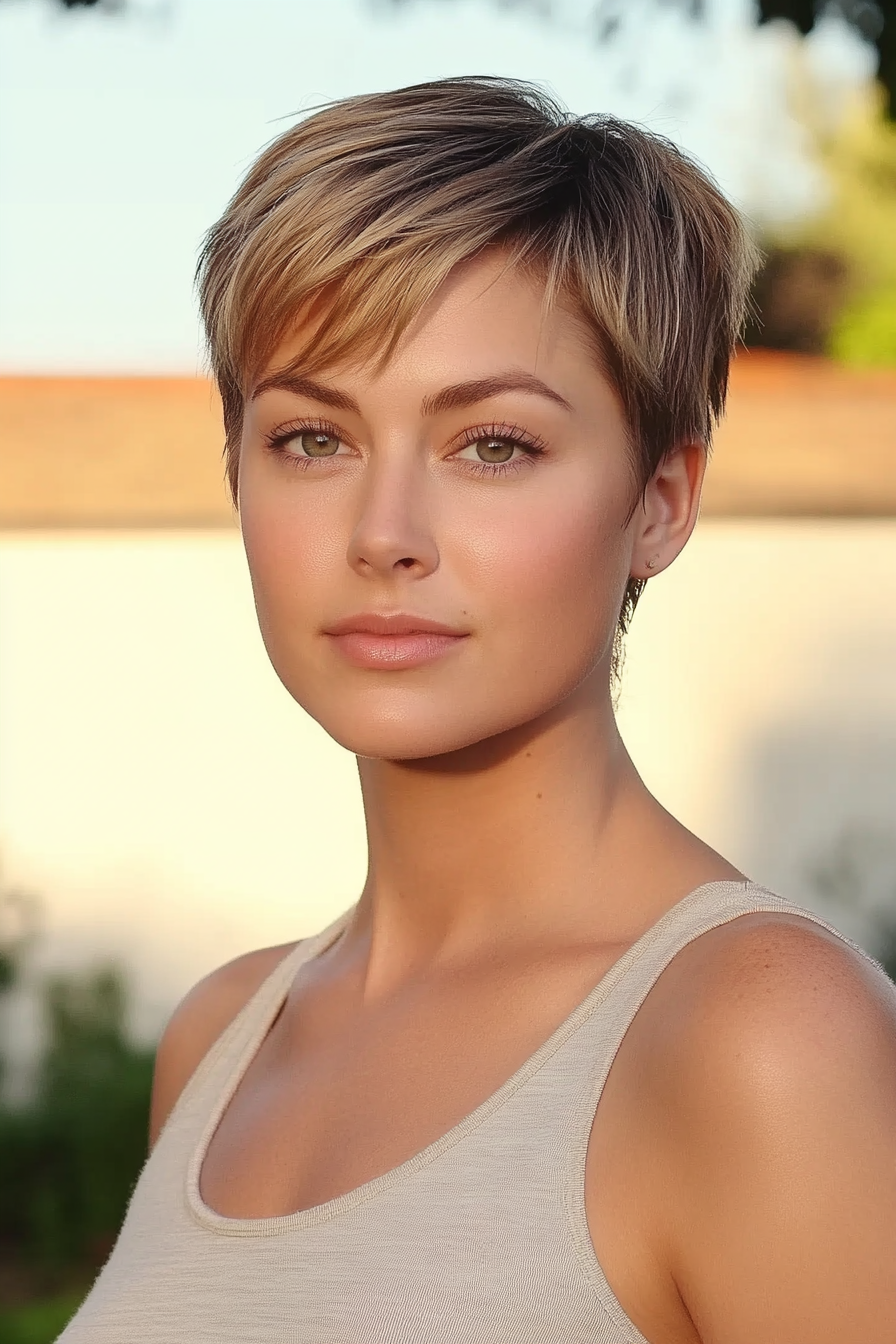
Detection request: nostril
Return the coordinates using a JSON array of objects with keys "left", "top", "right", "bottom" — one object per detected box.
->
[{"left": 397, "top": 557, "right": 416, "bottom": 568}]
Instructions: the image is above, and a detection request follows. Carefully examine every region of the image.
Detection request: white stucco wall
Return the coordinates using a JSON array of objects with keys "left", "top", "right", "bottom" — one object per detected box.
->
[{"left": 1, "top": 520, "right": 894, "bottom": 1058}]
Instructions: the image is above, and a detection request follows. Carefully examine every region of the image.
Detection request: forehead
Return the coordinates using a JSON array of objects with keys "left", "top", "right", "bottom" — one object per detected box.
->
[{"left": 254, "top": 250, "right": 605, "bottom": 398}]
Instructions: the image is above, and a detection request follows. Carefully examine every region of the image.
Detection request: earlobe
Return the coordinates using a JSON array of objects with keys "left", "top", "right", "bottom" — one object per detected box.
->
[{"left": 632, "top": 440, "right": 706, "bottom": 580}]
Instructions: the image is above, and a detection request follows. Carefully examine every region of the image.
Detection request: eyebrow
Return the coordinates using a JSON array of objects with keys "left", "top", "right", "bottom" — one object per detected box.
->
[
  {"left": 251, "top": 371, "right": 573, "bottom": 417},
  {"left": 421, "top": 373, "right": 573, "bottom": 417},
  {"left": 251, "top": 374, "right": 361, "bottom": 413}
]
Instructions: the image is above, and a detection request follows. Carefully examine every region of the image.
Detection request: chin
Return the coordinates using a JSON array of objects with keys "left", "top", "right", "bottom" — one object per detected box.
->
[{"left": 291, "top": 684, "right": 546, "bottom": 764}]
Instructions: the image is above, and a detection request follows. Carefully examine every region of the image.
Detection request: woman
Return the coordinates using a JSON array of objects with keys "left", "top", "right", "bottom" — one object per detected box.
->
[{"left": 60, "top": 77, "right": 896, "bottom": 1343}]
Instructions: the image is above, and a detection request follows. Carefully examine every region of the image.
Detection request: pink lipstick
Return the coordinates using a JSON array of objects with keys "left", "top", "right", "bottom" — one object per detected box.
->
[{"left": 322, "top": 612, "right": 469, "bottom": 670}]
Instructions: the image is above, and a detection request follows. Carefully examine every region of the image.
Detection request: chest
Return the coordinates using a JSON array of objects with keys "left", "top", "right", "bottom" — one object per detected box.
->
[
  {"left": 197, "top": 953, "right": 701, "bottom": 1344},
  {"left": 200, "top": 949, "right": 616, "bottom": 1215}
]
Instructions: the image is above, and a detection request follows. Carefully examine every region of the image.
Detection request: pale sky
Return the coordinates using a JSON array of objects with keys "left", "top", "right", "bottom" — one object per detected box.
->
[{"left": 0, "top": 0, "right": 875, "bottom": 373}]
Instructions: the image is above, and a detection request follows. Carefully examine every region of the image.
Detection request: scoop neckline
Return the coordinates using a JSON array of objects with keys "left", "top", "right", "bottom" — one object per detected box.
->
[{"left": 187, "top": 877, "right": 753, "bottom": 1237}]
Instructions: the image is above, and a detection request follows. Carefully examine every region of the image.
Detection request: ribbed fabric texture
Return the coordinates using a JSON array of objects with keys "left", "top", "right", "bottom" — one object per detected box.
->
[{"left": 58, "top": 880, "right": 884, "bottom": 1344}]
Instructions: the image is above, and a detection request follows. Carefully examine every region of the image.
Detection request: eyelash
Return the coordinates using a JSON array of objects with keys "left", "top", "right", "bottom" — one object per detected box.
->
[{"left": 263, "top": 418, "right": 547, "bottom": 478}]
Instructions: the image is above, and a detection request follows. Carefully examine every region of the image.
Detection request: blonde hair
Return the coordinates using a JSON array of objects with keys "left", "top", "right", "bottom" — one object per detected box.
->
[{"left": 198, "top": 76, "right": 759, "bottom": 678}]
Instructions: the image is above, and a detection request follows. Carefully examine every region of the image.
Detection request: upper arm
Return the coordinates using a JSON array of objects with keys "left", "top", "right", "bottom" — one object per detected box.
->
[
  {"left": 650, "top": 915, "right": 896, "bottom": 1344},
  {"left": 148, "top": 941, "right": 299, "bottom": 1149}
]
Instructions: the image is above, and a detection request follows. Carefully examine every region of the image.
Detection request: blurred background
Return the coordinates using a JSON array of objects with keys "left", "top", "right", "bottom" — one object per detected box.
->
[{"left": 0, "top": 0, "right": 895, "bottom": 1336}]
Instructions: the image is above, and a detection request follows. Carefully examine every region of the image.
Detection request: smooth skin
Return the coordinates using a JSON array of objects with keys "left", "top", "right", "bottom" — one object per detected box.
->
[{"left": 151, "top": 251, "right": 896, "bottom": 1343}]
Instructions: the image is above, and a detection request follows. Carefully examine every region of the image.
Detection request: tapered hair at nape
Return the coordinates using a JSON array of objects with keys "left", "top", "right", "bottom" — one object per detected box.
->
[{"left": 197, "top": 75, "right": 760, "bottom": 665}]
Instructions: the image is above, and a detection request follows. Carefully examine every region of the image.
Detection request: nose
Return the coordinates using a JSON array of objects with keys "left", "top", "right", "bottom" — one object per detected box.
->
[{"left": 346, "top": 454, "right": 439, "bottom": 581}]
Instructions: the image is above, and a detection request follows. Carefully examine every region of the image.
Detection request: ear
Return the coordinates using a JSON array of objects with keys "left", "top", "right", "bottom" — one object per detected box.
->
[{"left": 629, "top": 439, "right": 707, "bottom": 579}]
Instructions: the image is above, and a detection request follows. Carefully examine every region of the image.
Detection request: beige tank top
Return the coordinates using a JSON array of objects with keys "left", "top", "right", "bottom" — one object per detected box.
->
[{"left": 57, "top": 879, "right": 887, "bottom": 1344}]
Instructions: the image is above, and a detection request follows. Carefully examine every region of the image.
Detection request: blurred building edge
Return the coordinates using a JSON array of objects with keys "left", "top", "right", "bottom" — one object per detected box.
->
[
  {"left": 707, "top": 352, "right": 896, "bottom": 516},
  {"left": 0, "top": 351, "right": 894, "bottom": 526},
  {"left": 0, "top": 377, "right": 234, "bottom": 529}
]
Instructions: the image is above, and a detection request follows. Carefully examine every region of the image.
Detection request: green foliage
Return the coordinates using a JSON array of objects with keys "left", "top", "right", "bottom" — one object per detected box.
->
[
  {"left": 801, "top": 82, "right": 896, "bottom": 285},
  {"left": 749, "top": 68, "right": 896, "bottom": 362},
  {"left": 829, "top": 282, "right": 896, "bottom": 364},
  {"left": 0, "top": 968, "right": 156, "bottom": 1272},
  {"left": 0, "top": 1292, "right": 86, "bottom": 1344},
  {"left": 0, "top": 942, "right": 155, "bottom": 1309}
]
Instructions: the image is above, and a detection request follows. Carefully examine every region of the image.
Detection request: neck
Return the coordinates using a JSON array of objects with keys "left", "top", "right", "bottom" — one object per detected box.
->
[{"left": 347, "top": 674, "right": 693, "bottom": 988}]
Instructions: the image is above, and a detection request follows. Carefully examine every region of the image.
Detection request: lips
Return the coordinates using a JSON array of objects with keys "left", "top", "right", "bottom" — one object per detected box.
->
[
  {"left": 324, "top": 612, "right": 466, "bottom": 638},
  {"left": 322, "top": 612, "right": 469, "bottom": 669}
]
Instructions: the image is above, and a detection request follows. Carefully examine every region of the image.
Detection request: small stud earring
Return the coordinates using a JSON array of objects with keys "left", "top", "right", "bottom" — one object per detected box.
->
[{"left": 646, "top": 555, "right": 659, "bottom": 570}]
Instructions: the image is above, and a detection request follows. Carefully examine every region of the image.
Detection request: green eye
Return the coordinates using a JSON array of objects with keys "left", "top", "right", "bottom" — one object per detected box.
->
[
  {"left": 473, "top": 437, "right": 516, "bottom": 463},
  {"left": 299, "top": 431, "right": 340, "bottom": 457}
]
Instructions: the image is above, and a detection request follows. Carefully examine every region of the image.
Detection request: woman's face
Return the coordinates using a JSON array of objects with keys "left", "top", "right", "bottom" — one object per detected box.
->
[{"left": 239, "top": 251, "right": 678, "bottom": 761}]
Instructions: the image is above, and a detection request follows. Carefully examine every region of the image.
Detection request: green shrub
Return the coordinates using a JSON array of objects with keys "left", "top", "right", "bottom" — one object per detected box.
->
[
  {"left": 0, "top": 1292, "right": 86, "bottom": 1344},
  {"left": 0, "top": 963, "right": 155, "bottom": 1293},
  {"left": 829, "top": 285, "right": 896, "bottom": 367}
]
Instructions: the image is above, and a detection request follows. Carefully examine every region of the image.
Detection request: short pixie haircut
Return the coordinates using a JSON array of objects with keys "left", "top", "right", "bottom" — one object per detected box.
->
[{"left": 198, "top": 76, "right": 758, "bottom": 676}]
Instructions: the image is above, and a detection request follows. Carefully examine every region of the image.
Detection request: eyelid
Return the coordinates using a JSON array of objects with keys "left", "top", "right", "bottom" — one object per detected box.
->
[
  {"left": 262, "top": 417, "right": 548, "bottom": 468},
  {"left": 449, "top": 421, "right": 547, "bottom": 457},
  {"left": 263, "top": 416, "right": 353, "bottom": 453}
]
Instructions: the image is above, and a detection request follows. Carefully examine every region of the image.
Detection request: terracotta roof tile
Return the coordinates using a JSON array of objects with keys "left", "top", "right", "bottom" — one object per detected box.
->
[
  {"left": 0, "top": 377, "right": 232, "bottom": 528},
  {"left": 705, "top": 351, "right": 896, "bottom": 516}
]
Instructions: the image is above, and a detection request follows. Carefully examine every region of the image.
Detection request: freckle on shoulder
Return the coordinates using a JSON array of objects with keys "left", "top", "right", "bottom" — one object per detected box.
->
[{"left": 630, "top": 910, "right": 896, "bottom": 1079}]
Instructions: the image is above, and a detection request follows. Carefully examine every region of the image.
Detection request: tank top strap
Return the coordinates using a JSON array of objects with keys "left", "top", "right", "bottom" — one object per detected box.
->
[
  {"left": 159, "top": 904, "right": 354, "bottom": 1148},
  {"left": 554, "top": 876, "right": 886, "bottom": 1326},
  {"left": 560, "top": 876, "right": 883, "bottom": 1127}
]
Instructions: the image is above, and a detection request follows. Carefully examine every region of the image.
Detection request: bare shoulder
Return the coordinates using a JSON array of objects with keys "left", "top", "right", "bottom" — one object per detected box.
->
[
  {"left": 655, "top": 908, "right": 896, "bottom": 1062},
  {"left": 643, "top": 908, "right": 896, "bottom": 1142},
  {"left": 659, "top": 902, "right": 891, "bottom": 1002},
  {"left": 637, "top": 911, "right": 896, "bottom": 1343},
  {"left": 149, "top": 940, "right": 301, "bottom": 1148}
]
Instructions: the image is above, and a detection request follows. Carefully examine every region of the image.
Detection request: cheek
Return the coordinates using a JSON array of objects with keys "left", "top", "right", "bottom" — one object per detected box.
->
[
  {"left": 457, "top": 473, "right": 629, "bottom": 651},
  {"left": 238, "top": 482, "right": 342, "bottom": 658}
]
